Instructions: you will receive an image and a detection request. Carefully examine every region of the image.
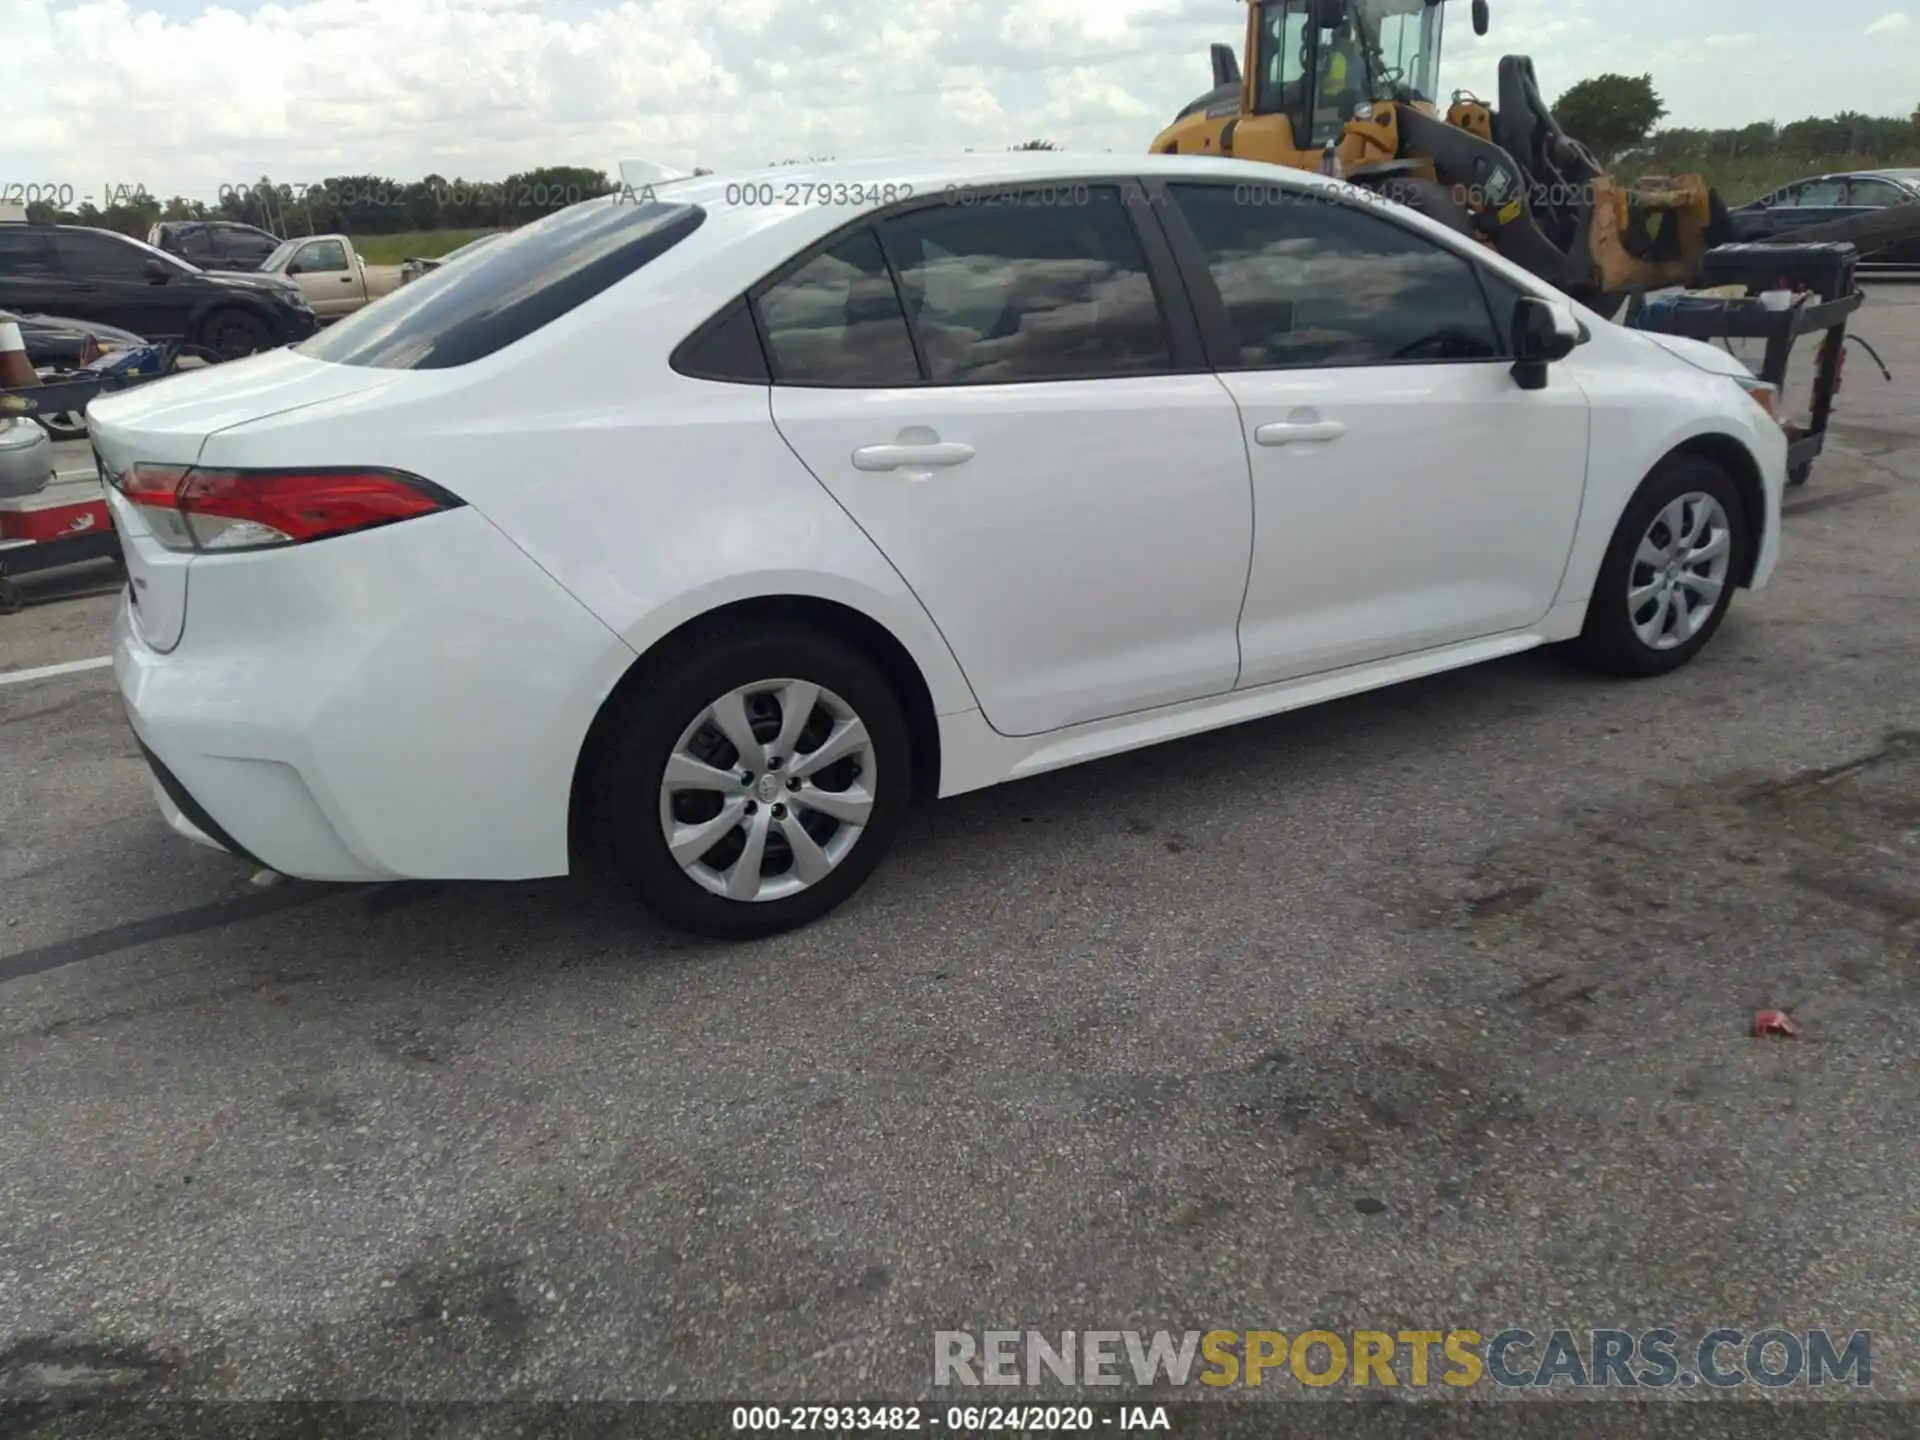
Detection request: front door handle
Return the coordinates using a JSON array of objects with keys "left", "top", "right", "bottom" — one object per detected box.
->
[
  {"left": 1255, "top": 420, "right": 1346, "bottom": 446},
  {"left": 851, "top": 440, "right": 975, "bottom": 473}
]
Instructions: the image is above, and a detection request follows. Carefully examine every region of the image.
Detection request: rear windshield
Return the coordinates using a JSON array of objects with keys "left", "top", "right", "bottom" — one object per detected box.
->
[{"left": 296, "top": 198, "right": 705, "bottom": 370}]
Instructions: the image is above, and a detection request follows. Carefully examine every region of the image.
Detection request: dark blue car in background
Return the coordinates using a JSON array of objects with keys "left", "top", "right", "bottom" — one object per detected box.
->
[{"left": 1727, "top": 169, "right": 1920, "bottom": 268}]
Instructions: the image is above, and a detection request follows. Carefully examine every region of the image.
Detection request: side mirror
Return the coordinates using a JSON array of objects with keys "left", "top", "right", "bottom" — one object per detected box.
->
[
  {"left": 1472, "top": 0, "right": 1490, "bottom": 36},
  {"left": 1211, "top": 41, "right": 1241, "bottom": 90},
  {"left": 142, "top": 257, "right": 171, "bottom": 284},
  {"left": 286, "top": 262, "right": 303, "bottom": 276},
  {"left": 1511, "top": 295, "right": 1576, "bottom": 390}
]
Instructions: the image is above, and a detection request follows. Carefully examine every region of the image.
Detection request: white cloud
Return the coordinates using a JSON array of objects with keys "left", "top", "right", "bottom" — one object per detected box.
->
[{"left": 1, "top": 0, "right": 1915, "bottom": 206}]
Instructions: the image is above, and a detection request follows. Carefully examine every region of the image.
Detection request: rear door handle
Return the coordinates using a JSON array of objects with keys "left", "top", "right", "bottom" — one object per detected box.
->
[
  {"left": 1255, "top": 420, "right": 1346, "bottom": 446},
  {"left": 851, "top": 441, "right": 975, "bottom": 472}
]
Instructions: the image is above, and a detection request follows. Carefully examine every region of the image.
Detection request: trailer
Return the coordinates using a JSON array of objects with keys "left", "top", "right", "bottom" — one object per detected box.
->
[
  {"left": 0, "top": 345, "right": 197, "bottom": 614},
  {"left": 1622, "top": 241, "right": 1881, "bottom": 487}
]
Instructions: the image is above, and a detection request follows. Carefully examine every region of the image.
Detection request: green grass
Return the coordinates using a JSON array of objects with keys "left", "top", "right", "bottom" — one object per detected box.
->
[
  {"left": 1624, "top": 150, "right": 1920, "bottom": 203},
  {"left": 348, "top": 229, "right": 494, "bottom": 266}
]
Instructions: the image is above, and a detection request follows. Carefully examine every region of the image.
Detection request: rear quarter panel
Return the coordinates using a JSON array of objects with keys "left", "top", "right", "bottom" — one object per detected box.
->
[{"left": 196, "top": 238, "right": 982, "bottom": 723}]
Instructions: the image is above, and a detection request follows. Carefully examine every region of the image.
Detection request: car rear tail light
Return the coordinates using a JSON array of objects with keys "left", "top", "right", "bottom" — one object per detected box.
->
[{"left": 116, "top": 464, "right": 463, "bottom": 553}]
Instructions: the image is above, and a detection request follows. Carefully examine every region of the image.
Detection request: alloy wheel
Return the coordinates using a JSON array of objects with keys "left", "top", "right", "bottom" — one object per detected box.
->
[
  {"left": 1627, "top": 491, "right": 1733, "bottom": 651},
  {"left": 658, "top": 679, "right": 876, "bottom": 903}
]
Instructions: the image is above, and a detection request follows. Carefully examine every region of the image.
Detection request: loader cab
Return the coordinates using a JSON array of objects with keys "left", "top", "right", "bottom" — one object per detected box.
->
[{"left": 1250, "top": 0, "right": 1452, "bottom": 149}]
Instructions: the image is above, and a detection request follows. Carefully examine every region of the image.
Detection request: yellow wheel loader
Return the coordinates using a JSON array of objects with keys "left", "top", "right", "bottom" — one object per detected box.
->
[{"left": 1150, "top": 0, "right": 1734, "bottom": 313}]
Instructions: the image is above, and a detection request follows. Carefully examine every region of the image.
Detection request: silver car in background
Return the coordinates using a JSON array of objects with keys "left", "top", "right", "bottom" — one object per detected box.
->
[{"left": 398, "top": 230, "right": 507, "bottom": 286}]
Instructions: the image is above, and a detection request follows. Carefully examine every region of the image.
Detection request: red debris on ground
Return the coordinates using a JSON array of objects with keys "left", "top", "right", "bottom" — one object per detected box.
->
[{"left": 1753, "top": 1010, "right": 1802, "bottom": 1038}]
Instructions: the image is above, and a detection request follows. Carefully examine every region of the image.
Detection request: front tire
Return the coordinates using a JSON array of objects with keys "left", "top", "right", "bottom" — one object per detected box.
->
[
  {"left": 198, "top": 308, "right": 271, "bottom": 360},
  {"left": 593, "top": 624, "right": 912, "bottom": 940},
  {"left": 1565, "top": 454, "right": 1748, "bottom": 678}
]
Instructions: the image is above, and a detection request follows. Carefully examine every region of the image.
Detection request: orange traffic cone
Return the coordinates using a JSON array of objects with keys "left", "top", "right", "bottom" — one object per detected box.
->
[{"left": 0, "top": 318, "right": 40, "bottom": 390}]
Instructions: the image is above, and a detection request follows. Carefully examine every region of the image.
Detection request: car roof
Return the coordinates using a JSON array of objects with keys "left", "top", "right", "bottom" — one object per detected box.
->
[
  {"left": 537, "top": 147, "right": 1569, "bottom": 364},
  {"left": 618, "top": 150, "right": 1402, "bottom": 294},
  {"left": 1789, "top": 169, "right": 1920, "bottom": 184},
  {"left": 644, "top": 149, "right": 1373, "bottom": 205}
]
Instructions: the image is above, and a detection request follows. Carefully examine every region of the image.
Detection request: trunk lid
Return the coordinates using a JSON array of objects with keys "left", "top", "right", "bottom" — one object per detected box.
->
[{"left": 88, "top": 348, "right": 400, "bottom": 652}]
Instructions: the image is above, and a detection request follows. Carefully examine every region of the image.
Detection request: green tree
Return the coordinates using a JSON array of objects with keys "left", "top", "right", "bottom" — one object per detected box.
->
[
  {"left": 1010, "top": 139, "right": 1060, "bottom": 150},
  {"left": 1554, "top": 73, "right": 1667, "bottom": 161},
  {"left": 499, "top": 166, "right": 616, "bottom": 224}
]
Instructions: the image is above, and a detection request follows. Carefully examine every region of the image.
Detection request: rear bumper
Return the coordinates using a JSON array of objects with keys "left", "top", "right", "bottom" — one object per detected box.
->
[
  {"left": 135, "top": 733, "right": 262, "bottom": 863},
  {"left": 111, "top": 505, "right": 638, "bottom": 883}
]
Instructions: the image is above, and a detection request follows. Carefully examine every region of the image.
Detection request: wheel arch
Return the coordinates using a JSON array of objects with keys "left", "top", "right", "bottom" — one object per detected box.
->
[{"left": 567, "top": 594, "right": 946, "bottom": 867}]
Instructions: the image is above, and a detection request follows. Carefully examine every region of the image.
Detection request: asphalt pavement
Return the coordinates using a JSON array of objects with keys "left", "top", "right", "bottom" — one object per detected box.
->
[{"left": 2, "top": 286, "right": 1917, "bottom": 1416}]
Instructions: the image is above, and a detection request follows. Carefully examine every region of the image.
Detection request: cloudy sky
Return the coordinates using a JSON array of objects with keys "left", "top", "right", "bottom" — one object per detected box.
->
[{"left": 2, "top": 0, "right": 1914, "bottom": 203}]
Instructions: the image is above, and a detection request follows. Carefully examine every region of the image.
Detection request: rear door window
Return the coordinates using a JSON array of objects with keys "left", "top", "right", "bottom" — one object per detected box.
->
[
  {"left": 54, "top": 230, "right": 153, "bottom": 281},
  {"left": 877, "top": 186, "right": 1175, "bottom": 384},
  {"left": 224, "top": 231, "right": 278, "bottom": 267},
  {"left": 297, "top": 198, "right": 705, "bottom": 370},
  {"left": 754, "top": 229, "right": 921, "bottom": 387},
  {"left": 0, "top": 228, "right": 59, "bottom": 275}
]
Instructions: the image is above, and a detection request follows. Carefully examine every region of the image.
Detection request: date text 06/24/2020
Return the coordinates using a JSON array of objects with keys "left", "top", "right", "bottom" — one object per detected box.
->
[{"left": 728, "top": 1405, "right": 1170, "bottom": 1431}]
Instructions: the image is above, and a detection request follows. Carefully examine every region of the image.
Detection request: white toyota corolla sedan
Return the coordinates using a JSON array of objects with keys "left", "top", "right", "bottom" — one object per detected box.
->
[{"left": 90, "top": 151, "right": 1786, "bottom": 939}]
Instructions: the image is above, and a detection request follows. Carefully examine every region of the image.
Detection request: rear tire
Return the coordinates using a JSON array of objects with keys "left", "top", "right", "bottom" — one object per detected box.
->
[
  {"left": 1564, "top": 454, "right": 1748, "bottom": 678},
  {"left": 592, "top": 624, "right": 912, "bottom": 940}
]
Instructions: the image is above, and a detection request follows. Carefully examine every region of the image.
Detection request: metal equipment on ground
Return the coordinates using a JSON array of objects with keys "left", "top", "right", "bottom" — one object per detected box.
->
[{"left": 0, "top": 341, "right": 200, "bottom": 614}]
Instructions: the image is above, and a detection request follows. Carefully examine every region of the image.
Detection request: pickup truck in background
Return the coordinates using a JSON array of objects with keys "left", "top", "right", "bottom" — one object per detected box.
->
[{"left": 257, "top": 234, "right": 402, "bottom": 319}]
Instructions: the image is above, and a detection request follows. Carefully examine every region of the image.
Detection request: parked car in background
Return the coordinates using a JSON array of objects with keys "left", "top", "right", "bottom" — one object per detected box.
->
[
  {"left": 93, "top": 153, "right": 1786, "bottom": 940},
  {"left": 0, "top": 311, "right": 147, "bottom": 439},
  {"left": 254, "top": 234, "right": 401, "bottom": 319},
  {"left": 148, "top": 220, "right": 282, "bottom": 273},
  {"left": 0, "top": 220, "right": 318, "bottom": 359},
  {"left": 1727, "top": 169, "right": 1920, "bottom": 267},
  {"left": 11, "top": 311, "right": 146, "bottom": 367},
  {"left": 400, "top": 231, "right": 507, "bottom": 286}
]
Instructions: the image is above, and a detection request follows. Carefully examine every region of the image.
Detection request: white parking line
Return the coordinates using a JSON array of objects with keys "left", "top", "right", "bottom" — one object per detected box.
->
[{"left": 0, "top": 656, "right": 113, "bottom": 687}]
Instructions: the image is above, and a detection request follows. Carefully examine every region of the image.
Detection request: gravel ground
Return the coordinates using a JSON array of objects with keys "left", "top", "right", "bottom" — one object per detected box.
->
[{"left": 2, "top": 286, "right": 1916, "bottom": 1422}]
